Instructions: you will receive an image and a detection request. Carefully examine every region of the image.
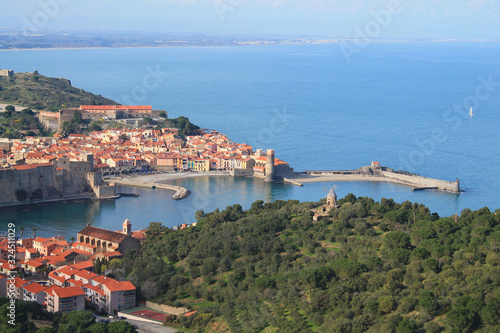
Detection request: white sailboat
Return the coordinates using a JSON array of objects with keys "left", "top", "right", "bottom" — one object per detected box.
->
[{"left": 469, "top": 107, "right": 474, "bottom": 116}]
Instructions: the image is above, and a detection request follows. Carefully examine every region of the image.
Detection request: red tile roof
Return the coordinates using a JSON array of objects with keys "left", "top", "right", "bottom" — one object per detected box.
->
[
  {"left": 11, "top": 163, "right": 53, "bottom": 170},
  {"left": 69, "top": 261, "right": 94, "bottom": 270},
  {"left": 24, "top": 282, "right": 47, "bottom": 294},
  {"left": 103, "top": 280, "right": 136, "bottom": 292},
  {"left": 52, "top": 286, "right": 85, "bottom": 298},
  {"left": 78, "top": 225, "right": 129, "bottom": 243}
]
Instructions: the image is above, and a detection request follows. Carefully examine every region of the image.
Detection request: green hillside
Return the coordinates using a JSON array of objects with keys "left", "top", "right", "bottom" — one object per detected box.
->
[
  {"left": 0, "top": 71, "right": 116, "bottom": 110},
  {"left": 108, "top": 196, "right": 500, "bottom": 333}
]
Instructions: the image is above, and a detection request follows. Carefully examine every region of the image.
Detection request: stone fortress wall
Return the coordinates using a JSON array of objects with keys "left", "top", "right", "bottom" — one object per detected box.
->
[{"left": 0, "top": 155, "right": 115, "bottom": 206}]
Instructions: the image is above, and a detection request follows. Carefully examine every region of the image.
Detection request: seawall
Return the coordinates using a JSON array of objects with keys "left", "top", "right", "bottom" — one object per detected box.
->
[
  {"left": 291, "top": 169, "right": 460, "bottom": 193},
  {"left": 381, "top": 170, "right": 460, "bottom": 193}
]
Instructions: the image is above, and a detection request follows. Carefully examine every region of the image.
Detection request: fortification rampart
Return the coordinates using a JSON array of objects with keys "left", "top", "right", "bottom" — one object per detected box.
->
[{"left": 0, "top": 159, "right": 116, "bottom": 207}]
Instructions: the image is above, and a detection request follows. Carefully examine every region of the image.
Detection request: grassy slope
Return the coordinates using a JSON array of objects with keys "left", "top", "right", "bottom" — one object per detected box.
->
[{"left": 0, "top": 72, "right": 116, "bottom": 110}]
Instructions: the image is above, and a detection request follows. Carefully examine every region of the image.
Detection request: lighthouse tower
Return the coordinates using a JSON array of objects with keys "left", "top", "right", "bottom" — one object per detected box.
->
[{"left": 265, "top": 149, "right": 275, "bottom": 182}]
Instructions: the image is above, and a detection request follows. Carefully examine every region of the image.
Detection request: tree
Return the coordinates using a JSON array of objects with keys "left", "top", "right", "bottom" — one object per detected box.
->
[
  {"left": 418, "top": 291, "right": 440, "bottom": 315},
  {"left": 59, "top": 310, "right": 95, "bottom": 329},
  {"left": 378, "top": 295, "right": 396, "bottom": 314},
  {"left": 4, "top": 105, "right": 15, "bottom": 118},
  {"left": 446, "top": 308, "right": 479, "bottom": 332},
  {"left": 143, "top": 117, "right": 153, "bottom": 125},
  {"left": 384, "top": 231, "right": 412, "bottom": 250},
  {"left": 140, "top": 281, "right": 160, "bottom": 299},
  {"left": 88, "top": 122, "right": 102, "bottom": 132},
  {"left": 94, "top": 258, "right": 103, "bottom": 275},
  {"left": 70, "top": 236, "right": 76, "bottom": 243},
  {"left": 86, "top": 323, "right": 108, "bottom": 333},
  {"left": 159, "top": 111, "right": 167, "bottom": 118},
  {"left": 195, "top": 209, "right": 205, "bottom": 220},
  {"left": 37, "top": 327, "right": 55, "bottom": 333},
  {"left": 19, "top": 226, "right": 25, "bottom": 239},
  {"left": 480, "top": 300, "right": 500, "bottom": 326},
  {"left": 32, "top": 227, "right": 38, "bottom": 239},
  {"left": 396, "top": 319, "right": 418, "bottom": 333},
  {"left": 107, "top": 321, "right": 137, "bottom": 333}
]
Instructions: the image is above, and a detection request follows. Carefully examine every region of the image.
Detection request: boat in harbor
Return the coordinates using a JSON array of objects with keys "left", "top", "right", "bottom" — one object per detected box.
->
[{"left": 469, "top": 107, "right": 474, "bottom": 116}]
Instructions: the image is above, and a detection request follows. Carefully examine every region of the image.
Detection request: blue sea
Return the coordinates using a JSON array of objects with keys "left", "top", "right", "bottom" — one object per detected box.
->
[{"left": 1, "top": 42, "right": 500, "bottom": 239}]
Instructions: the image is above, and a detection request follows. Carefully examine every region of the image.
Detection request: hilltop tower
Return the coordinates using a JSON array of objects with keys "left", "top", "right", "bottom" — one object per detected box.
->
[
  {"left": 327, "top": 187, "right": 338, "bottom": 207},
  {"left": 265, "top": 149, "right": 275, "bottom": 182},
  {"left": 122, "top": 219, "right": 132, "bottom": 236}
]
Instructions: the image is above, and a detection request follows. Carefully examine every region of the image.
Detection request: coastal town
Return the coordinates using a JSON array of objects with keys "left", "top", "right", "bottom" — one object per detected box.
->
[{"left": 0, "top": 104, "right": 295, "bottom": 206}]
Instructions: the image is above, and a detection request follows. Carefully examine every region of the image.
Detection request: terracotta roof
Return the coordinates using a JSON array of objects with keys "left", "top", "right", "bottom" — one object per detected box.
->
[
  {"left": 49, "top": 271, "right": 66, "bottom": 283},
  {"left": 74, "top": 270, "right": 98, "bottom": 280},
  {"left": 92, "top": 275, "right": 117, "bottom": 285},
  {"left": 80, "top": 105, "right": 151, "bottom": 110},
  {"left": 103, "top": 280, "right": 136, "bottom": 292},
  {"left": 67, "top": 278, "right": 85, "bottom": 287},
  {"left": 24, "top": 282, "right": 47, "bottom": 294},
  {"left": 84, "top": 283, "right": 106, "bottom": 296},
  {"left": 11, "top": 163, "right": 53, "bottom": 170},
  {"left": 69, "top": 261, "right": 94, "bottom": 270},
  {"left": 24, "top": 260, "right": 44, "bottom": 268},
  {"left": 52, "top": 286, "right": 85, "bottom": 298},
  {"left": 78, "top": 225, "right": 129, "bottom": 243}
]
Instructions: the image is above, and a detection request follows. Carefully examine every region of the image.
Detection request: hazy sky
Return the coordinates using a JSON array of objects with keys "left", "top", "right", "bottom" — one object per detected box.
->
[{"left": 0, "top": 0, "right": 499, "bottom": 39}]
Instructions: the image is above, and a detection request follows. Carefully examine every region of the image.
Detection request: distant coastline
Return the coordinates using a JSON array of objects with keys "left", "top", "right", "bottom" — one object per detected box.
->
[{"left": 1, "top": 38, "right": 498, "bottom": 52}]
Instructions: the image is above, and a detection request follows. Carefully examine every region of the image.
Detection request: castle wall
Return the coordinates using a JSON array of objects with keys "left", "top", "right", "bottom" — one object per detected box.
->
[
  {"left": 94, "top": 185, "right": 116, "bottom": 198},
  {"left": 0, "top": 160, "right": 101, "bottom": 205},
  {"left": 275, "top": 164, "right": 294, "bottom": 178},
  {"left": 0, "top": 165, "right": 61, "bottom": 203}
]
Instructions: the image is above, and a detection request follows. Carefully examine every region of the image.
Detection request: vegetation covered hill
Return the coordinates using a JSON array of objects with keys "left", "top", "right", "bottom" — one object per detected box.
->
[
  {"left": 106, "top": 196, "right": 500, "bottom": 333},
  {"left": 0, "top": 71, "right": 116, "bottom": 110}
]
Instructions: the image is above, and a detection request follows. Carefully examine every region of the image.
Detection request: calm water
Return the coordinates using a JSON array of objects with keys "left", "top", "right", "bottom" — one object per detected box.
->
[{"left": 1, "top": 43, "right": 499, "bottom": 239}]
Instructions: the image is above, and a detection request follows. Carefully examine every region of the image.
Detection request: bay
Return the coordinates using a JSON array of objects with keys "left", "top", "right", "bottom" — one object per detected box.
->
[{"left": 1, "top": 42, "right": 499, "bottom": 239}]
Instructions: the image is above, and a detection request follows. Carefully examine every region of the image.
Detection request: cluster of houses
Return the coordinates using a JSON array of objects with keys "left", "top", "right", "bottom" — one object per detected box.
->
[
  {"left": 0, "top": 126, "right": 293, "bottom": 180},
  {"left": 0, "top": 220, "right": 145, "bottom": 314}
]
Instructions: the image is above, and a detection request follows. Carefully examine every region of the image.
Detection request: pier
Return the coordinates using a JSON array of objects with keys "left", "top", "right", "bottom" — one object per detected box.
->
[{"left": 104, "top": 178, "right": 191, "bottom": 200}]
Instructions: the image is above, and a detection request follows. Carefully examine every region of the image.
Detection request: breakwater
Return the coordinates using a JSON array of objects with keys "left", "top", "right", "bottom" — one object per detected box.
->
[
  {"left": 291, "top": 164, "right": 461, "bottom": 193},
  {"left": 104, "top": 178, "right": 191, "bottom": 200}
]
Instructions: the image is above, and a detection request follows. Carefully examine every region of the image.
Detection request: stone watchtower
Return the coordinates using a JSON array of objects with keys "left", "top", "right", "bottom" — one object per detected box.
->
[
  {"left": 327, "top": 187, "right": 338, "bottom": 207},
  {"left": 122, "top": 219, "right": 132, "bottom": 236},
  {"left": 265, "top": 149, "right": 275, "bottom": 182}
]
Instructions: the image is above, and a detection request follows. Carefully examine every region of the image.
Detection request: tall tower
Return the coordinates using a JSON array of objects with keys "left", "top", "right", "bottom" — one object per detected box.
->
[
  {"left": 122, "top": 219, "right": 132, "bottom": 236},
  {"left": 265, "top": 149, "right": 275, "bottom": 182}
]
